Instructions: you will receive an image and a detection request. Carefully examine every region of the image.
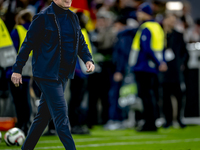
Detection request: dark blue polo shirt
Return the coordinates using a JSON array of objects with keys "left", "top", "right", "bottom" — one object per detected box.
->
[{"left": 53, "top": 2, "right": 75, "bottom": 80}]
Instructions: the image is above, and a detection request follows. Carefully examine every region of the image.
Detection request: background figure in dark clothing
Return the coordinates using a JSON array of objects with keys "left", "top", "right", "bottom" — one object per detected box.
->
[
  {"left": 104, "top": 27, "right": 137, "bottom": 129},
  {"left": 68, "top": 11, "right": 92, "bottom": 134},
  {"left": 86, "top": 10, "right": 116, "bottom": 128},
  {"left": 161, "top": 14, "right": 189, "bottom": 128},
  {"left": 8, "top": 9, "right": 33, "bottom": 135}
]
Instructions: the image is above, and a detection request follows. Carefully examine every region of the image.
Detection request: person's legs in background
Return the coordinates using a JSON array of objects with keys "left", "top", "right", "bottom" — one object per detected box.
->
[
  {"left": 68, "top": 75, "right": 89, "bottom": 134},
  {"left": 162, "top": 83, "right": 173, "bottom": 128},
  {"left": 104, "top": 79, "right": 123, "bottom": 130},
  {"left": 134, "top": 72, "right": 157, "bottom": 131},
  {"left": 87, "top": 61, "right": 112, "bottom": 128},
  {"left": 152, "top": 74, "right": 161, "bottom": 120},
  {"left": 9, "top": 78, "right": 32, "bottom": 136},
  {"left": 87, "top": 72, "right": 99, "bottom": 129},
  {"left": 99, "top": 62, "right": 113, "bottom": 125},
  {"left": 162, "top": 82, "right": 186, "bottom": 128},
  {"left": 173, "top": 83, "right": 186, "bottom": 128}
]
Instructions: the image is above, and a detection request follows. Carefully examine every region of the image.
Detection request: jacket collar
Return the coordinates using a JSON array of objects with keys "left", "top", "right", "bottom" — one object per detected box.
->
[
  {"left": 47, "top": 2, "right": 74, "bottom": 16},
  {"left": 47, "top": 2, "right": 56, "bottom": 15}
]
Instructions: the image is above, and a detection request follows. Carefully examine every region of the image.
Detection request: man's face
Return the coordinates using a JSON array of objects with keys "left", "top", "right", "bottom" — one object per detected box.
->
[
  {"left": 137, "top": 11, "right": 146, "bottom": 22},
  {"left": 54, "top": 0, "right": 73, "bottom": 10},
  {"left": 163, "top": 15, "right": 177, "bottom": 29}
]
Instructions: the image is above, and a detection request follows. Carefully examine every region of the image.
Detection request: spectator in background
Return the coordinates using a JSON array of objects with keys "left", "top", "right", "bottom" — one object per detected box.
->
[
  {"left": 175, "top": 1, "right": 194, "bottom": 34},
  {"left": 7, "top": 9, "right": 33, "bottom": 136},
  {"left": 184, "top": 18, "right": 200, "bottom": 43},
  {"left": 68, "top": 11, "right": 92, "bottom": 135},
  {"left": 0, "top": 0, "right": 5, "bottom": 17},
  {"left": 152, "top": 0, "right": 166, "bottom": 24},
  {"left": 161, "top": 13, "right": 189, "bottom": 128},
  {"left": 3, "top": 0, "right": 17, "bottom": 33},
  {"left": 0, "top": 8, "right": 15, "bottom": 99},
  {"left": 3, "top": 0, "right": 38, "bottom": 33},
  {"left": 16, "top": 0, "right": 37, "bottom": 15},
  {"left": 110, "top": 0, "right": 142, "bottom": 18},
  {"left": 181, "top": 1, "right": 194, "bottom": 30},
  {"left": 3, "top": 0, "right": 36, "bottom": 33},
  {"left": 86, "top": 9, "right": 116, "bottom": 128},
  {"left": 37, "top": 0, "right": 53, "bottom": 12},
  {"left": 104, "top": 17, "right": 138, "bottom": 130},
  {"left": 129, "top": 2, "right": 167, "bottom": 131}
]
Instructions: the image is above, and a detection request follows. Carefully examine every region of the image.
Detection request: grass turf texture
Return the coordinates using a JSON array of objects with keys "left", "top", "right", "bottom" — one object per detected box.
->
[{"left": 0, "top": 125, "right": 200, "bottom": 150}]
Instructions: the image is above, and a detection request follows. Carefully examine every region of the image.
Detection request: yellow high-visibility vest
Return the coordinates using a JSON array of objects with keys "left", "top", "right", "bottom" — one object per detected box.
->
[
  {"left": 0, "top": 18, "right": 18, "bottom": 68},
  {"left": 15, "top": 25, "right": 33, "bottom": 56},
  {"left": 81, "top": 28, "right": 92, "bottom": 54},
  {"left": 132, "top": 21, "right": 164, "bottom": 52},
  {"left": 129, "top": 21, "right": 164, "bottom": 67},
  {"left": 0, "top": 18, "right": 13, "bottom": 48}
]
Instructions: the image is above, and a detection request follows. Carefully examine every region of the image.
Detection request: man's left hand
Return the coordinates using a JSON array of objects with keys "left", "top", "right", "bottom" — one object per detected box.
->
[{"left": 86, "top": 61, "right": 95, "bottom": 73}]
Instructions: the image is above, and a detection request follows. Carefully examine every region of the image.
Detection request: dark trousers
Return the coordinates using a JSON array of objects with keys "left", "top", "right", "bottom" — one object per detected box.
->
[
  {"left": 134, "top": 72, "right": 159, "bottom": 128},
  {"left": 21, "top": 77, "right": 76, "bottom": 150},
  {"left": 68, "top": 75, "right": 88, "bottom": 127},
  {"left": 86, "top": 62, "right": 112, "bottom": 127},
  {"left": 9, "top": 79, "right": 31, "bottom": 135},
  {"left": 162, "top": 82, "right": 184, "bottom": 124},
  {"left": 108, "top": 79, "right": 123, "bottom": 121}
]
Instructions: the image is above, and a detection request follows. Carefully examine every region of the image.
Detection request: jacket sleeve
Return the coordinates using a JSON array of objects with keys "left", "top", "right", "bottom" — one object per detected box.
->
[
  {"left": 77, "top": 27, "right": 94, "bottom": 64},
  {"left": 179, "top": 33, "right": 189, "bottom": 66},
  {"left": 10, "top": 29, "right": 20, "bottom": 53},
  {"left": 113, "top": 34, "right": 127, "bottom": 73},
  {"left": 140, "top": 28, "right": 160, "bottom": 67},
  {"left": 12, "top": 13, "right": 45, "bottom": 74}
]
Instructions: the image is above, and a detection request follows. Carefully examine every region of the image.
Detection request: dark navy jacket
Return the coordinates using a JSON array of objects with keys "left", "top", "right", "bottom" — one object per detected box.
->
[
  {"left": 12, "top": 3, "right": 93, "bottom": 80},
  {"left": 112, "top": 28, "right": 137, "bottom": 74}
]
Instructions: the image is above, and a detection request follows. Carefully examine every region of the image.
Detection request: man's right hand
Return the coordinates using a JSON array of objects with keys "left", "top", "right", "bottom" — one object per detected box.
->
[{"left": 11, "top": 73, "right": 22, "bottom": 87}]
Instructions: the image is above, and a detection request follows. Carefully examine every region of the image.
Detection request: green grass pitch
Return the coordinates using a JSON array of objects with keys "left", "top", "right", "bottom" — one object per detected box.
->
[{"left": 1, "top": 125, "right": 200, "bottom": 150}]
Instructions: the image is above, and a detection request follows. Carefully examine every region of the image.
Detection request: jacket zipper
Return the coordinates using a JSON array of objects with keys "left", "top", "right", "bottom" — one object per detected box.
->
[
  {"left": 68, "top": 13, "right": 78, "bottom": 64},
  {"left": 53, "top": 14, "right": 61, "bottom": 81}
]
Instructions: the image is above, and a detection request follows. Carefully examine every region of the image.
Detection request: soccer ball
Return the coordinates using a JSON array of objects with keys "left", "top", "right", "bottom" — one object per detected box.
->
[{"left": 4, "top": 127, "right": 25, "bottom": 146}]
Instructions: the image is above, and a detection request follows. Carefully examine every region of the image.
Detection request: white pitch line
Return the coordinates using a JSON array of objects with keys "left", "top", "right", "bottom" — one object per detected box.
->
[
  {"left": 2, "top": 138, "right": 200, "bottom": 150},
  {"left": 38, "top": 135, "right": 167, "bottom": 143},
  {"left": 36, "top": 138, "right": 200, "bottom": 149},
  {"left": 0, "top": 135, "right": 165, "bottom": 150}
]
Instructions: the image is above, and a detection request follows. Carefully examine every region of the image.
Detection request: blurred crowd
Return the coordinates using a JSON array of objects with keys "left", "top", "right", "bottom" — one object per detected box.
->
[{"left": 0, "top": 0, "right": 200, "bottom": 135}]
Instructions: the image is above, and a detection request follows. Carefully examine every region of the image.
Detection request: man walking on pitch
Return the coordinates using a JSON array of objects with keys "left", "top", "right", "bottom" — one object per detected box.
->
[{"left": 11, "top": 0, "right": 95, "bottom": 149}]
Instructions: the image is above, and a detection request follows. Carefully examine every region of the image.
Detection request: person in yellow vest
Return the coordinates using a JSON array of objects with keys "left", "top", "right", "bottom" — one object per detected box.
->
[
  {"left": 0, "top": 17, "right": 16, "bottom": 98},
  {"left": 129, "top": 2, "right": 167, "bottom": 131},
  {"left": 8, "top": 9, "right": 33, "bottom": 136},
  {"left": 0, "top": 18, "right": 14, "bottom": 56}
]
